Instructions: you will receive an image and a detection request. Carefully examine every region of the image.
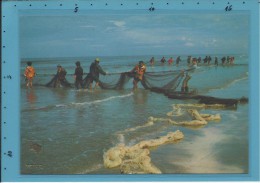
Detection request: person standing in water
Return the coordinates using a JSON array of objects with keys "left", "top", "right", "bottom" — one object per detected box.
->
[
  {"left": 55, "top": 65, "right": 70, "bottom": 87},
  {"left": 208, "top": 56, "right": 212, "bottom": 65},
  {"left": 181, "top": 71, "right": 191, "bottom": 93},
  {"left": 230, "top": 56, "right": 235, "bottom": 65},
  {"left": 131, "top": 61, "right": 146, "bottom": 91},
  {"left": 197, "top": 57, "right": 201, "bottom": 64},
  {"left": 168, "top": 57, "right": 174, "bottom": 65},
  {"left": 221, "top": 57, "right": 226, "bottom": 65},
  {"left": 86, "top": 58, "right": 108, "bottom": 90},
  {"left": 214, "top": 57, "right": 218, "bottom": 66},
  {"left": 24, "top": 61, "right": 36, "bottom": 88},
  {"left": 187, "top": 56, "right": 192, "bottom": 65},
  {"left": 160, "top": 57, "right": 166, "bottom": 64},
  {"left": 74, "top": 61, "right": 84, "bottom": 89},
  {"left": 176, "top": 56, "right": 181, "bottom": 66},
  {"left": 149, "top": 57, "right": 155, "bottom": 66}
]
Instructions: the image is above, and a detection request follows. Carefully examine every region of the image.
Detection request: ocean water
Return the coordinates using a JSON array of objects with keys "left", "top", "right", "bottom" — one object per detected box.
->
[{"left": 20, "top": 55, "right": 249, "bottom": 174}]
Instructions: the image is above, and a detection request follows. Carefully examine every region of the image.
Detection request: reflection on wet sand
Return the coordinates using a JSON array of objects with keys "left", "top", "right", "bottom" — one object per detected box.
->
[
  {"left": 26, "top": 89, "right": 37, "bottom": 103},
  {"left": 168, "top": 127, "right": 243, "bottom": 173},
  {"left": 107, "top": 103, "right": 227, "bottom": 174}
]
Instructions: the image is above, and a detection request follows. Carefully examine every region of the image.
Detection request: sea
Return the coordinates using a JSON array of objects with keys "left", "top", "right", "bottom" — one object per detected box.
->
[{"left": 20, "top": 54, "right": 249, "bottom": 174}]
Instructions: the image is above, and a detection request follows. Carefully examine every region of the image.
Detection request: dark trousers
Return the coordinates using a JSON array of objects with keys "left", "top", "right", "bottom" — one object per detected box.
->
[{"left": 75, "top": 79, "right": 83, "bottom": 89}]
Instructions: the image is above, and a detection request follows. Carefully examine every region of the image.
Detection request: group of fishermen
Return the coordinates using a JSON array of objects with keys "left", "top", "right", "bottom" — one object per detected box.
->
[
  {"left": 149, "top": 56, "right": 182, "bottom": 66},
  {"left": 149, "top": 55, "right": 235, "bottom": 66},
  {"left": 24, "top": 58, "right": 147, "bottom": 91},
  {"left": 188, "top": 55, "right": 235, "bottom": 66}
]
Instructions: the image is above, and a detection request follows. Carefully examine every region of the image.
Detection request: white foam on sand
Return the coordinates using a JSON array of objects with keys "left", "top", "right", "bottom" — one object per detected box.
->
[
  {"left": 53, "top": 92, "right": 133, "bottom": 108},
  {"left": 71, "top": 92, "right": 133, "bottom": 106}
]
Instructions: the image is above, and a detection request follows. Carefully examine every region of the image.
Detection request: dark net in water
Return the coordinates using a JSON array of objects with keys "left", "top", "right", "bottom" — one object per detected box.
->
[
  {"left": 40, "top": 68, "right": 194, "bottom": 93},
  {"left": 22, "top": 67, "right": 248, "bottom": 106}
]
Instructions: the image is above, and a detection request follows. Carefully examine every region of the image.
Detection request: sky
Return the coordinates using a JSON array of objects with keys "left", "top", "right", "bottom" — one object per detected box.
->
[{"left": 20, "top": 10, "right": 249, "bottom": 58}]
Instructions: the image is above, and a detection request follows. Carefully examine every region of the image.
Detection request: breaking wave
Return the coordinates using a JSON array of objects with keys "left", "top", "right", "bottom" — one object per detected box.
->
[
  {"left": 70, "top": 92, "right": 133, "bottom": 106},
  {"left": 22, "top": 92, "right": 133, "bottom": 112}
]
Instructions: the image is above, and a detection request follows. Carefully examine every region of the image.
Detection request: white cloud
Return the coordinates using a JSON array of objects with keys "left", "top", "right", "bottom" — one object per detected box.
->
[
  {"left": 123, "top": 29, "right": 172, "bottom": 45},
  {"left": 180, "top": 36, "right": 187, "bottom": 41},
  {"left": 80, "top": 25, "right": 96, "bottom": 28},
  {"left": 185, "top": 42, "right": 194, "bottom": 47},
  {"left": 109, "top": 20, "right": 126, "bottom": 28}
]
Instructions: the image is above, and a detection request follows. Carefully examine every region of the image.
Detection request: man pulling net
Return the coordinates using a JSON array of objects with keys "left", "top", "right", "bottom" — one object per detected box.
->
[
  {"left": 130, "top": 61, "right": 146, "bottom": 91},
  {"left": 46, "top": 65, "right": 71, "bottom": 88},
  {"left": 84, "top": 58, "right": 109, "bottom": 90}
]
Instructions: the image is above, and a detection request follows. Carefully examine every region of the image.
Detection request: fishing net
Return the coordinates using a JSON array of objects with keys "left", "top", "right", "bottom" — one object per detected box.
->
[
  {"left": 38, "top": 68, "right": 194, "bottom": 94},
  {"left": 45, "top": 75, "right": 72, "bottom": 88},
  {"left": 88, "top": 68, "right": 195, "bottom": 92}
]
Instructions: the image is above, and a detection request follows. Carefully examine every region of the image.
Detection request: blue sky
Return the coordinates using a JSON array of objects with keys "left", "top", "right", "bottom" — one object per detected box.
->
[{"left": 20, "top": 10, "right": 249, "bottom": 58}]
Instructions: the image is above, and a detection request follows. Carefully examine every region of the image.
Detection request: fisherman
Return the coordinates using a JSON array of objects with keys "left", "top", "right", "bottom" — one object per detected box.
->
[
  {"left": 192, "top": 57, "right": 197, "bottom": 65},
  {"left": 131, "top": 61, "right": 146, "bottom": 91},
  {"left": 230, "top": 56, "right": 235, "bottom": 64},
  {"left": 214, "top": 57, "right": 218, "bottom": 66},
  {"left": 176, "top": 56, "right": 181, "bottom": 66},
  {"left": 227, "top": 56, "right": 230, "bottom": 64},
  {"left": 203, "top": 56, "right": 208, "bottom": 64},
  {"left": 208, "top": 56, "right": 212, "bottom": 65},
  {"left": 181, "top": 71, "right": 191, "bottom": 93},
  {"left": 86, "top": 58, "right": 108, "bottom": 90},
  {"left": 74, "top": 61, "right": 84, "bottom": 89},
  {"left": 24, "top": 61, "right": 36, "bottom": 88},
  {"left": 160, "top": 57, "right": 166, "bottom": 64},
  {"left": 187, "top": 56, "right": 192, "bottom": 65},
  {"left": 197, "top": 57, "right": 201, "bottom": 64},
  {"left": 149, "top": 57, "right": 155, "bottom": 66},
  {"left": 221, "top": 57, "right": 226, "bottom": 65},
  {"left": 55, "top": 65, "right": 69, "bottom": 87},
  {"left": 168, "top": 57, "right": 174, "bottom": 65}
]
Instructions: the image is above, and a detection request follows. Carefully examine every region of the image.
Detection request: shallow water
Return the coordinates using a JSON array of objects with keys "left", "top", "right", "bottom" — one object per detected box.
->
[{"left": 21, "top": 55, "right": 248, "bottom": 174}]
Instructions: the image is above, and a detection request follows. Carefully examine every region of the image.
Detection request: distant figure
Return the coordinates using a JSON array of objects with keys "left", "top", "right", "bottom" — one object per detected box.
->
[
  {"left": 208, "top": 56, "right": 212, "bottom": 65},
  {"left": 131, "top": 61, "right": 146, "bottom": 91},
  {"left": 187, "top": 56, "right": 192, "bottom": 65},
  {"left": 149, "top": 57, "right": 155, "bottom": 66},
  {"left": 168, "top": 57, "right": 174, "bottom": 65},
  {"left": 192, "top": 58, "right": 197, "bottom": 65},
  {"left": 197, "top": 57, "right": 201, "bottom": 64},
  {"left": 181, "top": 71, "right": 191, "bottom": 93},
  {"left": 221, "top": 57, "right": 226, "bottom": 65},
  {"left": 214, "top": 57, "right": 218, "bottom": 66},
  {"left": 203, "top": 56, "right": 208, "bottom": 64},
  {"left": 74, "top": 61, "right": 84, "bottom": 89},
  {"left": 86, "top": 58, "right": 107, "bottom": 90},
  {"left": 160, "top": 57, "right": 166, "bottom": 64},
  {"left": 176, "top": 56, "right": 181, "bottom": 66},
  {"left": 227, "top": 56, "right": 230, "bottom": 64},
  {"left": 230, "top": 56, "right": 235, "bottom": 64},
  {"left": 24, "top": 61, "right": 36, "bottom": 88}
]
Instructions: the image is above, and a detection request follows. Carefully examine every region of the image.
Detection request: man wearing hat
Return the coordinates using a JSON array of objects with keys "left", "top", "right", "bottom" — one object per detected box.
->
[{"left": 86, "top": 58, "right": 108, "bottom": 90}]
